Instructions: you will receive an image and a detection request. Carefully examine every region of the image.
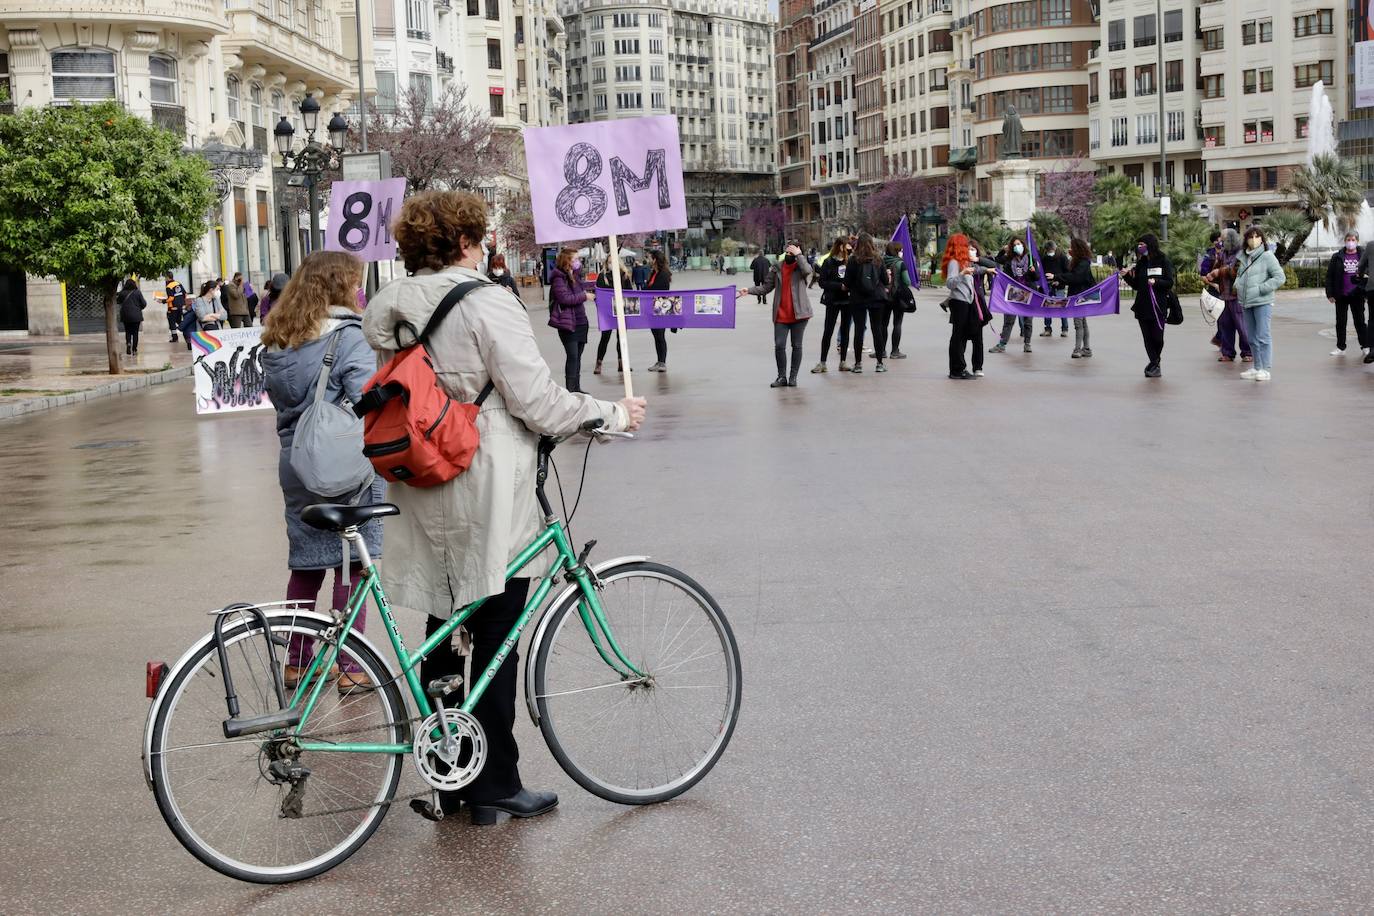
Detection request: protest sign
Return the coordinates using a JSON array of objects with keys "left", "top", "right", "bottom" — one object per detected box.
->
[
  {"left": 989, "top": 271, "right": 1121, "bottom": 318},
  {"left": 189, "top": 327, "right": 272, "bottom": 415},
  {"left": 594, "top": 287, "right": 737, "bottom": 330},
  {"left": 324, "top": 177, "right": 407, "bottom": 262},
  {"left": 1024, "top": 226, "right": 1052, "bottom": 296},
  {"left": 525, "top": 115, "right": 690, "bottom": 397}
]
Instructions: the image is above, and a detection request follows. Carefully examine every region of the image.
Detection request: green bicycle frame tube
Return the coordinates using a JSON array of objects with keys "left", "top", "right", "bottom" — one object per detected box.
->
[{"left": 295, "top": 518, "right": 643, "bottom": 755}]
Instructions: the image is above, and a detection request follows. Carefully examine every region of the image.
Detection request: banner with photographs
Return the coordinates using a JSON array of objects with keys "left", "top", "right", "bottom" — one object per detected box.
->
[
  {"left": 989, "top": 272, "right": 1121, "bottom": 319},
  {"left": 594, "top": 286, "right": 737, "bottom": 330}
]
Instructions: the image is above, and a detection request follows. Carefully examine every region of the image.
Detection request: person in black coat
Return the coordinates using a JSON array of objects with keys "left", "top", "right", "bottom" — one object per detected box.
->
[
  {"left": 116, "top": 277, "right": 147, "bottom": 356},
  {"left": 1325, "top": 231, "right": 1368, "bottom": 356},
  {"left": 593, "top": 263, "right": 633, "bottom": 375},
  {"left": 1064, "top": 238, "right": 1096, "bottom": 359},
  {"left": 1039, "top": 239, "right": 1070, "bottom": 337},
  {"left": 750, "top": 252, "right": 771, "bottom": 304},
  {"left": 1120, "top": 232, "right": 1175, "bottom": 378},
  {"left": 811, "top": 236, "right": 853, "bottom": 372},
  {"left": 487, "top": 253, "right": 519, "bottom": 297},
  {"left": 645, "top": 250, "right": 673, "bottom": 372},
  {"left": 844, "top": 234, "right": 891, "bottom": 374}
]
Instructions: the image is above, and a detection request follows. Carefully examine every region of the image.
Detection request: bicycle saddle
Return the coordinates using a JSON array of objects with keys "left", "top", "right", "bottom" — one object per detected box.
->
[{"left": 300, "top": 503, "right": 400, "bottom": 531}]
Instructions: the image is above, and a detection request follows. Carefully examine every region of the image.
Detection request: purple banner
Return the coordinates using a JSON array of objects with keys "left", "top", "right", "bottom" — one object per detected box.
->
[
  {"left": 989, "top": 271, "right": 1121, "bottom": 318},
  {"left": 324, "top": 178, "right": 407, "bottom": 262},
  {"left": 525, "top": 115, "right": 689, "bottom": 244},
  {"left": 890, "top": 216, "right": 921, "bottom": 290},
  {"left": 594, "top": 286, "right": 736, "bottom": 330}
]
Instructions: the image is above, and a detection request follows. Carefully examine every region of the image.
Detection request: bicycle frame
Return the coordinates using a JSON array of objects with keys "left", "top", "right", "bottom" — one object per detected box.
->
[{"left": 287, "top": 515, "right": 645, "bottom": 755}]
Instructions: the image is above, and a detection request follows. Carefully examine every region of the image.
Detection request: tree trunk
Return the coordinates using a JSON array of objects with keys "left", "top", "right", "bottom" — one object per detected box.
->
[
  {"left": 104, "top": 283, "right": 121, "bottom": 375},
  {"left": 1278, "top": 221, "right": 1316, "bottom": 267}
]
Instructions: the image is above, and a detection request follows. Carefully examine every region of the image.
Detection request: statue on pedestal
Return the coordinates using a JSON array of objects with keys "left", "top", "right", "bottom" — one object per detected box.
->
[{"left": 1000, "top": 105, "right": 1024, "bottom": 159}]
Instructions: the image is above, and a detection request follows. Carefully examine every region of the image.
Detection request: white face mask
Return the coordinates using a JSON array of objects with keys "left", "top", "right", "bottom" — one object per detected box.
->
[
  {"left": 1348, "top": 241, "right": 1360, "bottom": 252},
  {"left": 492, "top": 268, "right": 505, "bottom": 277},
  {"left": 969, "top": 249, "right": 978, "bottom": 260}
]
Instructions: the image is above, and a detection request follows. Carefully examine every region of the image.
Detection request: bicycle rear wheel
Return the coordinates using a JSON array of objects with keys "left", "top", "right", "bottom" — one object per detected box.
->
[
  {"left": 150, "top": 613, "right": 407, "bottom": 883},
  {"left": 532, "top": 561, "right": 741, "bottom": 805}
]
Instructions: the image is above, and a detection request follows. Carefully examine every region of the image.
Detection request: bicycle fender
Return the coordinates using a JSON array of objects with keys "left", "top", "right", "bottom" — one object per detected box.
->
[
  {"left": 140, "top": 608, "right": 396, "bottom": 790},
  {"left": 523, "top": 556, "right": 650, "bottom": 727}
]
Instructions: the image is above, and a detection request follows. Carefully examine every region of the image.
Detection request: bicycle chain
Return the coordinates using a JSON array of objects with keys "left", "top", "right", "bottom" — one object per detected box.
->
[{"left": 282, "top": 710, "right": 439, "bottom": 820}]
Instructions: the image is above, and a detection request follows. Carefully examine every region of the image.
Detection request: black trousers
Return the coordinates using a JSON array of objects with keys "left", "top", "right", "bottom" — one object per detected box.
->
[
  {"left": 773, "top": 319, "right": 808, "bottom": 378},
  {"left": 947, "top": 300, "right": 984, "bottom": 375},
  {"left": 1335, "top": 295, "right": 1369, "bottom": 350},
  {"left": 166, "top": 310, "right": 180, "bottom": 338},
  {"left": 123, "top": 321, "right": 140, "bottom": 353},
  {"left": 228, "top": 314, "right": 250, "bottom": 328},
  {"left": 847, "top": 307, "right": 869, "bottom": 365},
  {"left": 421, "top": 577, "right": 531, "bottom": 804},
  {"left": 1137, "top": 314, "right": 1165, "bottom": 367},
  {"left": 888, "top": 308, "right": 905, "bottom": 354},
  {"left": 869, "top": 306, "right": 891, "bottom": 362},
  {"left": 558, "top": 326, "right": 588, "bottom": 391},
  {"left": 650, "top": 328, "right": 668, "bottom": 363},
  {"left": 817, "top": 302, "right": 849, "bottom": 363},
  {"left": 596, "top": 329, "right": 621, "bottom": 365}
]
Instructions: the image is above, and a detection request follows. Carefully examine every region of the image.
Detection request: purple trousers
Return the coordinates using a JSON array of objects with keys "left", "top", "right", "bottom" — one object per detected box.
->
[{"left": 1214, "top": 299, "right": 1251, "bottom": 359}]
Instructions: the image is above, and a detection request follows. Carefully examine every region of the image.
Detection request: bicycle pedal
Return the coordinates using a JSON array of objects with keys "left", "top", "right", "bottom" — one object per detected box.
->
[
  {"left": 409, "top": 798, "right": 444, "bottom": 822},
  {"left": 426, "top": 674, "right": 464, "bottom": 699}
]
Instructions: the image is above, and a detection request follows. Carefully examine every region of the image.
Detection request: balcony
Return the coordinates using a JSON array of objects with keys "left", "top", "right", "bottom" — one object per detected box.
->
[
  {"left": 0, "top": 0, "right": 227, "bottom": 38},
  {"left": 546, "top": 10, "right": 564, "bottom": 34},
  {"left": 550, "top": 48, "right": 563, "bottom": 66},
  {"left": 948, "top": 147, "right": 976, "bottom": 170},
  {"left": 549, "top": 86, "right": 564, "bottom": 103},
  {"left": 147, "top": 102, "right": 185, "bottom": 137},
  {"left": 437, "top": 51, "right": 455, "bottom": 74},
  {"left": 435, "top": 0, "right": 450, "bottom": 11},
  {"left": 223, "top": 0, "right": 352, "bottom": 91},
  {"left": 253, "top": 124, "right": 268, "bottom": 153}
]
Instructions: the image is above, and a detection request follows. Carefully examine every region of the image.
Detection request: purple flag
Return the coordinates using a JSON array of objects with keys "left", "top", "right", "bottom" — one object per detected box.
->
[
  {"left": 989, "top": 271, "right": 1120, "bottom": 318},
  {"left": 889, "top": 215, "right": 921, "bottom": 290},
  {"left": 595, "top": 286, "right": 736, "bottom": 330},
  {"left": 1024, "top": 226, "right": 1052, "bottom": 296}
]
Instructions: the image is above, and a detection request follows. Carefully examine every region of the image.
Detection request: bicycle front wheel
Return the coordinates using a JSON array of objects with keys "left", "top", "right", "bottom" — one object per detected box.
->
[
  {"left": 149, "top": 613, "right": 408, "bottom": 883},
  {"left": 532, "top": 561, "right": 741, "bottom": 805}
]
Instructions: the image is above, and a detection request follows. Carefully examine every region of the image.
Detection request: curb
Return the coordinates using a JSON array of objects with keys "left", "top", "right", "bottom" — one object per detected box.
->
[{"left": 0, "top": 364, "right": 194, "bottom": 421}]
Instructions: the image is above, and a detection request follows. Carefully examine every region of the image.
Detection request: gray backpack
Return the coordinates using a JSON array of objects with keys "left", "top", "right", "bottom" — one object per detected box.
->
[{"left": 290, "top": 327, "right": 375, "bottom": 499}]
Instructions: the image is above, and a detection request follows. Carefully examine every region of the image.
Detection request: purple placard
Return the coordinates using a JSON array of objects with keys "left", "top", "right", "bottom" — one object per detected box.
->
[
  {"left": 989, "top": 271, "right": 1121, "bottom": 318},
  {"left": 524, "top": 116, "right": 688, "bottom": 244},
  {"left": 594, "top": 287, "right": 736, "bottom": 330},
  {"left": 324, "top": 177, "right": 407, "bottom": 262}
]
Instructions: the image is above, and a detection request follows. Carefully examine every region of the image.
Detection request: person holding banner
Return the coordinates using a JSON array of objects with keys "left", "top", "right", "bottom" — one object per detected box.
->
[
  {"left": 549, "top": 247, "right": 594, "bottom": 392},
  {"left": 740, "top": 243, "right": 814, "bottom": 387},
  {"left": 943, "top": 234, "right": 998, "bottom": 379},
  {"left": 1040, "top": 240, "right": 1070, "bottom": 338},
  {"left": 1065, "top": 239, "right": 1097, "bottom": 359},
  {"left": 645, "top": 250, "right": 673, "bottom": 372},
  {"left": 990, "top": 237, "right": 1039, "bottom": 354},
  {"left": 812, "top": 237, "right": 853, "bottom": 373},
  {"left": 882, "top": 242, "right": 914, "bottom": 360},
  {"left": 593, "top": 260, "right": 633, "bottom": 376},
  {"left": 364, "top": 190, "right": 645, "bottom": 823},
  {"left": 1120, "top": 233, "right": 1175, "bottom": 378}
]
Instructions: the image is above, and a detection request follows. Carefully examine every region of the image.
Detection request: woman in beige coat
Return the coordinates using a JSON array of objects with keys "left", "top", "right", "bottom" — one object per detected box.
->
[{"left": 363, "top": 191, "right": 646, "bottom": 825}]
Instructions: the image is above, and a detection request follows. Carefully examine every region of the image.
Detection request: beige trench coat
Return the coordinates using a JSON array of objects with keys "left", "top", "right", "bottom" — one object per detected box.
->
[{"left": 363, "top": 266, "right": 628, "bottom": 617}]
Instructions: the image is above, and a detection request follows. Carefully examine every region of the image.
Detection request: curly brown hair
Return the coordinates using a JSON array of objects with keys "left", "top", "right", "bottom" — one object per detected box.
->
[
  {"left": 393, "top": 190, "right": 488, "bottom": 273},
  {"left": 261, "top": 251, "right": 363, "bottom": 350}
]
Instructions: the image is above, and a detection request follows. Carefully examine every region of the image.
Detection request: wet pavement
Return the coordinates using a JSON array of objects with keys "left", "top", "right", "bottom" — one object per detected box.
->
[{"left": 3, "top": 271, "right": 1374, "bottom": 912}]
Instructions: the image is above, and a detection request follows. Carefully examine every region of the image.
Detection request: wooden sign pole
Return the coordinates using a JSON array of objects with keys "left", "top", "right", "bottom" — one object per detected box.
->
[{"left": 606, "top": 232, "right": 633, "bottom": 399}]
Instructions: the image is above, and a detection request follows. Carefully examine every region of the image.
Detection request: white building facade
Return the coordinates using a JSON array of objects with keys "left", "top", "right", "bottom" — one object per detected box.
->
[{"left": 809, "top": 0, "right": 860, "bottom": 238}]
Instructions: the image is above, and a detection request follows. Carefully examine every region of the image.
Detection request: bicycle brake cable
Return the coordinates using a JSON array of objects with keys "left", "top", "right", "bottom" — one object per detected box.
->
[{"left": 548, "top": 435, "right": 596, "bottom": 543}]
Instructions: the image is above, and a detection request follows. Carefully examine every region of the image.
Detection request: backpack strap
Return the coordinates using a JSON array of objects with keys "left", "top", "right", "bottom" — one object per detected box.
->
[
  {"left": 311, "top": 329, "right": 343, "bottom": 406},
  {"left": 393, "top": 279, "right": 489, "bottom": 350}
]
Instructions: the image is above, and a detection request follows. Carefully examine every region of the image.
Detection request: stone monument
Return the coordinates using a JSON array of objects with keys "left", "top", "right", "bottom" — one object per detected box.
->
[{"left": 989, "top": 105, "right": 1037, "bottom": 226}]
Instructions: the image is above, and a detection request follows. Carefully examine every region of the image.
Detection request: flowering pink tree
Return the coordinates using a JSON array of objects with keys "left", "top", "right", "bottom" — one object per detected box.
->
[
  {"left": 1039, "top": 156, "right": 1097, "bottom": 238},
  {"left": 862, "top": 176, "right": 958, "bottom": 236},
  {"left": 738, "top": 203, "right": 786, "bottom": 251}
]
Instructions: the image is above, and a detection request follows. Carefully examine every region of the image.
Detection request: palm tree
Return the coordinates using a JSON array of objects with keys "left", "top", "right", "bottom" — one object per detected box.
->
[
  {"left": 1278, "top": 153, "right": 1364, "bottom": 265},
  {"left": 952, "top": 202, "right": 1005, "bottom": 254}
]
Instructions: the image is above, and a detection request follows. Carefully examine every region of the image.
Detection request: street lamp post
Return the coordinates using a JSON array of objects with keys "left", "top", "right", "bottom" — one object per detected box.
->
[{"left": 274, "top": 95, "right": 348, "bottom": 253}]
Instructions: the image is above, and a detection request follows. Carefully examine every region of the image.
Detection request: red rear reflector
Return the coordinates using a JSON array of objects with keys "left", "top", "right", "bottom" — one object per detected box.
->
[{"left": 147, "top": 661, "right": 169, "bottom": 698}]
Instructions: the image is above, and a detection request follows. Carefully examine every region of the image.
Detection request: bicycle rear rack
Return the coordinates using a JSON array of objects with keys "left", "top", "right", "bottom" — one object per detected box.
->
[{"left": 212, "top": 603, "right": 302, "bottom": 739}]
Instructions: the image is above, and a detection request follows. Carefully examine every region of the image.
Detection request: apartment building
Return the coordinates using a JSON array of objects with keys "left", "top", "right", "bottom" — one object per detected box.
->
[
  {"left": 1197, "top": 1, "right": 1346, "bottom": 223},
  {"left": 0, "top": 0, "right": 359, "bottom": 335},
  {"left": 879, "top": 0, "right": 956, "bottom": 180},
  {"left": 1339, "top": 1, "right": 1374, "bottom": 191},
  {"left": 1086, "top": 0, "right": 1204, "bottom": 202},
  {"left": 776, "top": 0, "right": 819, "bottom": 242},
  {"left": 445, "top": 0, "right": 566, "bottom": 131},
  {"left": 854, "top": 0, "right": 886, "bottom": 187},
  {"left": 563, "top": 0, "right": 775, "bottom": 239},
  {"left": 809, "top": 0, "right": 860, "bottom": 238}
]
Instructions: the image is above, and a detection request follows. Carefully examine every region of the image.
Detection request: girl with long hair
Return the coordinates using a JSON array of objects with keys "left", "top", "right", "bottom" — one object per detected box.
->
[
  {"left": 844, "top": 234, "right": 887, "bottom": 373},
  {"left": 261, "top": 250, "right": 384, "bottom": 693},
  {"left": 811, "top": 236, "right": 852, "bottom": 372},
  {"left": 548, "top": 246, "right": 591, "bottom": 391},
  {"left": 1065, "top": 238, "right": 1096, "bottom": 359},
  {"left": 943, "top": 234, "right": 997, "bottom": 379},
  {"left": 646, "top": 249, "right": 673, "bottom": 372}
]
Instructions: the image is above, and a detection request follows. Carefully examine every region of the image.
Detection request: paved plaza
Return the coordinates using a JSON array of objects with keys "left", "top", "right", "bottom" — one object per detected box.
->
[{"left": 3, "top": 272, "right": 1374, "bottom": 912}]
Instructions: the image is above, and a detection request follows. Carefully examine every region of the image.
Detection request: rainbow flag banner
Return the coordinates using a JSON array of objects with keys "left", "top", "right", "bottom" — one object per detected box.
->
[{"left": 189, "top": 327, "right": 273, "bottom": 415}]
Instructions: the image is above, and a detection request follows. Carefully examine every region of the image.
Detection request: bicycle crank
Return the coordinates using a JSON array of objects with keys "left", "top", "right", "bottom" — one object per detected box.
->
[{"left": 413, "top": 708, "right": 486, "bottom": 791}]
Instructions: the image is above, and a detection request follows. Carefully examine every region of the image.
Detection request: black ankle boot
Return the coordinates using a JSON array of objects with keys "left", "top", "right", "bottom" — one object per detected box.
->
[
  {"left": 468, "top": 788, "right": 558, "bottom": 826},
  {"left": 770, "top": 375, "right": 788, "bottom": 388}
]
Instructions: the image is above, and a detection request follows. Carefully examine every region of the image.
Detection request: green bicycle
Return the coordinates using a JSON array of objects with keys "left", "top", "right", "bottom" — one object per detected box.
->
[{"left": 142, "top": 425, "right": 742, "bottom": 883}]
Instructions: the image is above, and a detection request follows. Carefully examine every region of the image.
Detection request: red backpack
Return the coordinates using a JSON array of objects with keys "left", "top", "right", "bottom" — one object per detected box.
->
[{"left": 353, "top": 281, "right": 495, "bottom": 488}]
